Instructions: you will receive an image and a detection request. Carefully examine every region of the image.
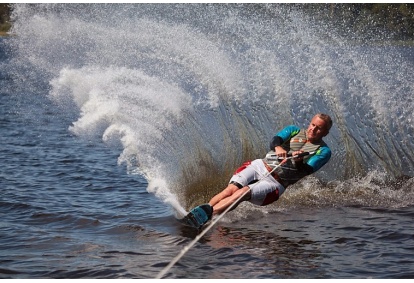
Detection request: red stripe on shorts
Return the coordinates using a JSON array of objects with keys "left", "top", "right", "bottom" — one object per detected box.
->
[{"left": 234, "top": 161, "right": 252, "bottom": 174}]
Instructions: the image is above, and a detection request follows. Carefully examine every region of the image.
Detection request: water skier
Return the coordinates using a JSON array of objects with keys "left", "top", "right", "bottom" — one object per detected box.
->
[{"left": 182, "top": 113, "right": 333, "bottom": 229}]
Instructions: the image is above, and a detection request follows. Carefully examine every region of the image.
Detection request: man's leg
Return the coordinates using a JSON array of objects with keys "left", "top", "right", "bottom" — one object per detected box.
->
[
  {"left": 208, "top": 183, "right": 239, "bottom": 207},
  {"left": 208, "top": 159, "right": 259, "bottom": 215},
  {"left": 209, "top": 185, "right": 251, "bottom": 215}
]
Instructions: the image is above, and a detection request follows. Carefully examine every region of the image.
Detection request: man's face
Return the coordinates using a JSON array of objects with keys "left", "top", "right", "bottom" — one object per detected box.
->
[{"left": 306, "top": 116, "right": 329, "bottom": 142}]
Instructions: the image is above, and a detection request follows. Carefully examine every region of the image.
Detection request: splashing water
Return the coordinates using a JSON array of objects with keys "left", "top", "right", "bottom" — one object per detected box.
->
[{"left": 5, "top": 4, "right": 414, "bottom": 213}]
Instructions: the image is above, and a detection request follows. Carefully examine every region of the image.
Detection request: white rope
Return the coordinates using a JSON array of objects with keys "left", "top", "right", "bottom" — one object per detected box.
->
[{"left": 155, "top": 152, "right": 313, "bottom": 278}]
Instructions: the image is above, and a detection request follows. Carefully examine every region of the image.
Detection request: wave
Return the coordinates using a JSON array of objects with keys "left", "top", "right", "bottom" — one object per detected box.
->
[{"left": 5, "top": 4, "right": 414, "bottom": 212}]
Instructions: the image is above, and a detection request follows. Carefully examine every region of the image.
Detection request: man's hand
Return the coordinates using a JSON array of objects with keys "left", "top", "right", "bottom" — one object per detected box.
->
[
  {"left": 275, "top": 146, "right": 288, "bottom": 159},
  {"left": 292, "top": 150, "right": 305, "bottom": 162}
]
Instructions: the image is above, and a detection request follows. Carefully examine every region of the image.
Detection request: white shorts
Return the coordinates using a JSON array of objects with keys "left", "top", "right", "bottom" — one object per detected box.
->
[{"left": 229, "top": 159, "right": 286, "bottom": 206}]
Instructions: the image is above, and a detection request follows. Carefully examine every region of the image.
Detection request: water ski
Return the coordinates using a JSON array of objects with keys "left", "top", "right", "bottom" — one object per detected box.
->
[{"left": 177, "top": 204, "right": 213, "bottom": 230}]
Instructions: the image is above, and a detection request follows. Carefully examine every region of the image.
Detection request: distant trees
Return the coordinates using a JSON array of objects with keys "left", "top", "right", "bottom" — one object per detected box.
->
[
  {"left": 301, "top": 3, "right": 414, "bottom": 40},
  {"left": 367, "top": 3, "right": 414, "bottom": 38},
  {"left": 0, "top": 4, "right": 11, "bottom": 33},
  {"left": 0, "top": 3, "right": 413, "bottom": 39}
]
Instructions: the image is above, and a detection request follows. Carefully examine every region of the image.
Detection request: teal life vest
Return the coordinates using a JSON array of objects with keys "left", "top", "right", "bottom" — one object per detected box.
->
[{"left": 263, "top": 129, "right": 326, "bottom": 187}]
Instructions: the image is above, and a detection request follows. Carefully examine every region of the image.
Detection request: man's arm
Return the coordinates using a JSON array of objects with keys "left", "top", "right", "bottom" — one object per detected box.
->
[
  {"left": 305, "top": 146, "right": 332, "bottom": 173},
  {"left": 269, "top": 125, "right": 301, "bottom": 150},
  {"left": 269, "top": 135, "right": 283, "bottom": 149}
]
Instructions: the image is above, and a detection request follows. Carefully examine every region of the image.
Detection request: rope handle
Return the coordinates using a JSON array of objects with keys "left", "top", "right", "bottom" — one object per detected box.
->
[{"left": 266, "top": 150, "right": 315, "bottom": 160}]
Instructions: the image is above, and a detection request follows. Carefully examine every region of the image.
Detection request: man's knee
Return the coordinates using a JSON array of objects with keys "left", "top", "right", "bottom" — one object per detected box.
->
[{"left": 223, "top": 184, "right": 239, "bottom": 196}]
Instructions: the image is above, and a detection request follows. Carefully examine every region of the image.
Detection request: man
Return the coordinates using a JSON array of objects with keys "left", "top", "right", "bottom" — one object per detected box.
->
[{"left": 183, "top": 113, "right": 332, "bottom": 229}]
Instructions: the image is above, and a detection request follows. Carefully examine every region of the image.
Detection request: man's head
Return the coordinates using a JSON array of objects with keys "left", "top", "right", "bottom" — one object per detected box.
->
[{"left": 306, "top": 113, "right": 332, "bottom": 142}]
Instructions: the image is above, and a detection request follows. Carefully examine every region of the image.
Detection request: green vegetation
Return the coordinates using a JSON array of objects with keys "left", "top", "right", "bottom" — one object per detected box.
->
[
  {"left": 0, "top": 3, "right": 11, "bottom": 35},
  {"left": 299, "top": 3, "right": 414, "bottom": 40},
  {"left": 0, "top": 3, "right": 413, "bottom": 39}
]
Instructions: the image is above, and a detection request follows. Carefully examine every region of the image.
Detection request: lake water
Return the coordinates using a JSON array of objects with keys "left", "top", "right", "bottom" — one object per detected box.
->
[{"left": 1, "top": 4, "right": 413, "bottom": 279}]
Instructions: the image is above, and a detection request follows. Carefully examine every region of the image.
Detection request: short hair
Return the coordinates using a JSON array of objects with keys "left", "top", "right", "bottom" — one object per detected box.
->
[{"left": 315, "top": 113, "right": 333, "bottom": 130}]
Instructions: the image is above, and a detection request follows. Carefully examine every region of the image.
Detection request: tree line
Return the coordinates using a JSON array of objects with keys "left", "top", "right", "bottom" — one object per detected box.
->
[
  {"left": 301, "top": 3, "right": 414, "bottom": 40},
  {"left": 0, "top": 3, "right": 11, "bottom": 33},
  {"left": 1, "top": 3, "right": 413, "bottom": 39}
]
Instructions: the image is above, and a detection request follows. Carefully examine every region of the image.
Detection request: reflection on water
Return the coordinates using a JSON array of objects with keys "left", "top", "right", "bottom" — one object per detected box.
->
[{"left": 205, "top": 226, "right": 325, "bottom": 278}]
